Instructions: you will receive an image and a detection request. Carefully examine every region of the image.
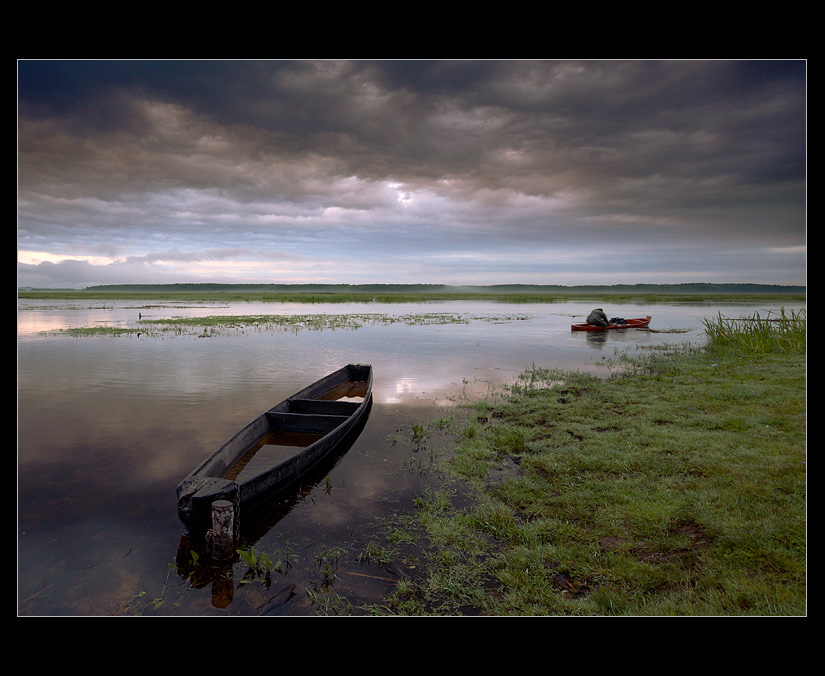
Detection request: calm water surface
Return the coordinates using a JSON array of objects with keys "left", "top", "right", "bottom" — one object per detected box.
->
[{"left": 17, "top": 298, "right": 804, "bottom": 615}]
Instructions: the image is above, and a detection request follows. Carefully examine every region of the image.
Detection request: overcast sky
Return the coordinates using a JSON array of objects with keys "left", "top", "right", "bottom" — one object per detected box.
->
[{"left": 17, "top": 60, "right": 807, "bottom": 289}]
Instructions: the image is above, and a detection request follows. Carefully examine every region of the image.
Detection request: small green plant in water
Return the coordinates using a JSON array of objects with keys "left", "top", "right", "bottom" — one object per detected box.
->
[
  {"left": 237, "top": 546, "right": 281, "bottom": 580},
  {"left": 313, "top": 546, "right": 345, "bottom": 589}
]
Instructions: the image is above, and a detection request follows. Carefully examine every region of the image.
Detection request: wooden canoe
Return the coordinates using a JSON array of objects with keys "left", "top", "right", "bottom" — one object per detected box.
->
[
  {"left": 571, "top": 316, "right": 651, "bottom": 331},
  {"left": 176, "top": 363, "right": 373, "bottom": 538}
]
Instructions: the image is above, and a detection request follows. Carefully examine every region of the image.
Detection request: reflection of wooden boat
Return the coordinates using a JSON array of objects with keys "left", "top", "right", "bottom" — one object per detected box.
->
[
  {"left": 176, "top": 364, "right": 372, "bottom": 539},
  {"left": 571, "top": 316, "right": 651, "bottom": 331}
]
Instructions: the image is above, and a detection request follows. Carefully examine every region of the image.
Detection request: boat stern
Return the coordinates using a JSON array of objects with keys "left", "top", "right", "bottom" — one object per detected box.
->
[{"left": 176, "top": 476, "right": 239, "bottom": 539}]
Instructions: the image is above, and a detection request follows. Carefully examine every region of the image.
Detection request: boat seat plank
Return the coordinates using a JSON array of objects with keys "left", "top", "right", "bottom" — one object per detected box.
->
[
  {"left": 266, "top": 411, "right": 350, "bottom": 434},
  {"left": 286, "top": 398, "right": 360, "bottom": 415}
]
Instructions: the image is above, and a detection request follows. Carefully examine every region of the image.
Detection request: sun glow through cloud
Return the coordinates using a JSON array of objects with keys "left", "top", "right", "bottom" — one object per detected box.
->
[{"left": 18, "top": 250, "right": 119, "bottom": 267}]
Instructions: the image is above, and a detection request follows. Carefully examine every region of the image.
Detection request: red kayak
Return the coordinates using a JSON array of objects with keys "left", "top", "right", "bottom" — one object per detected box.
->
[{"left": 571, "top": 316, "right": 651, "bottom": 332}]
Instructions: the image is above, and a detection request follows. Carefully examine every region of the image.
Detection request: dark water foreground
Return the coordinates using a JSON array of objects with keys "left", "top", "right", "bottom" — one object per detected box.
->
[{"left": 17, "top": 298, "right": 805, "bottom": 615}]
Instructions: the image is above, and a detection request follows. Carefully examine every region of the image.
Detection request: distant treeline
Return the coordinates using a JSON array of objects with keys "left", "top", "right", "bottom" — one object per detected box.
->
[{"left": 68, "top": 282, "right": 804, "bottom": 295}]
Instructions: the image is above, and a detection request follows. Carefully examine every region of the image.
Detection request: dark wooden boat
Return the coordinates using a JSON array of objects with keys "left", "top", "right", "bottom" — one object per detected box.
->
[
  {"left": 176, "top": 363, "right": 373, "bottom": 538},
  {"left": 571, "top": 316, "right": 651, "bottom": 331}
]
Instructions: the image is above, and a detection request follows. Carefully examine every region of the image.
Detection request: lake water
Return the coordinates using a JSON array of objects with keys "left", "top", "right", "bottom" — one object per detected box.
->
[{"left": 17, "top": 297, "right": 805, "bottom": 615}]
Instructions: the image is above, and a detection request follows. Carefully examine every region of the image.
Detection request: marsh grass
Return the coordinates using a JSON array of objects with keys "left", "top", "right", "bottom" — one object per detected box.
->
[
  {"left": 370, "top": 313, "right": 806, "bottom": 616},
  {"left": 42, "top": 311, "right": 531, "bottom": 337},
  {"left": 46, "top": 325, "right": 147, "bottom": 337},
  {"left": 701, "top": 308, "right": 806, "bottom": 354}
]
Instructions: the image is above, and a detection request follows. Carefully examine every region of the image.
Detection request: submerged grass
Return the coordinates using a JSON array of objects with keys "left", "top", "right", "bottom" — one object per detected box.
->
[
  {"left": 42, "top": 311, "right": 531, "bottom": 337},
  {"left": 366, "top": 312, "right": 806, "bottom": 616}
]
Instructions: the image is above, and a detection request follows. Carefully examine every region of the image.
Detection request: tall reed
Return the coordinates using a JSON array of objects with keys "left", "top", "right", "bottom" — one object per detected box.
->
[{"left": 701, "top": 308, "right": 806, "bottom": 353}]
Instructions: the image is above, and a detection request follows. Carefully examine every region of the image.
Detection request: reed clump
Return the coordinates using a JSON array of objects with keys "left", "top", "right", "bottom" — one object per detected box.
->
[{"left": 701, "top": 308, "right": 806, "bottom": 354}]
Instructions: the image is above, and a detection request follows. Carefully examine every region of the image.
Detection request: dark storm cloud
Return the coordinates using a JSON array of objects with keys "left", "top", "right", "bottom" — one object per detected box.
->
[{"left": 17, "top": 59, "right": 806, "bottom": 287}]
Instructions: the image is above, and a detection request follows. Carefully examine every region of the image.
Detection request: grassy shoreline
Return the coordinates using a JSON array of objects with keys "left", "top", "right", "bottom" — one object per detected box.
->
[{"left": 361, "top": 318, "right": 806, "bottom": 616}]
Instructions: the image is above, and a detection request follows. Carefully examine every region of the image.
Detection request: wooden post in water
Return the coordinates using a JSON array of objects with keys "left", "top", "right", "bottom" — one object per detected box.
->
[{"left": 210, "top": 500, "right": 236, "bottom": 560}]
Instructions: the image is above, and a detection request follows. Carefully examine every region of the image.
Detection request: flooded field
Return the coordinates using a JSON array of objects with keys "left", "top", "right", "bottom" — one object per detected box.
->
[{"left": 17, "top": 297, "right": 805, "bottom": 615}]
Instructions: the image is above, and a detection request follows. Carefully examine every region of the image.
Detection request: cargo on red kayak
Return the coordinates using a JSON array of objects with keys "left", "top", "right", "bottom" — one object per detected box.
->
[{"left": 571, "top": 316, "right": 651, "bottom": 331}]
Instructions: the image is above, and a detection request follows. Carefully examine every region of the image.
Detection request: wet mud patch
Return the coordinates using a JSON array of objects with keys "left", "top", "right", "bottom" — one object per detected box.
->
[
  {"left": 486, "top": 455, "right": 523, "bottom": 485},
  {"left": 544, "top": 562, "right": 598, "bottom": 598}
]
